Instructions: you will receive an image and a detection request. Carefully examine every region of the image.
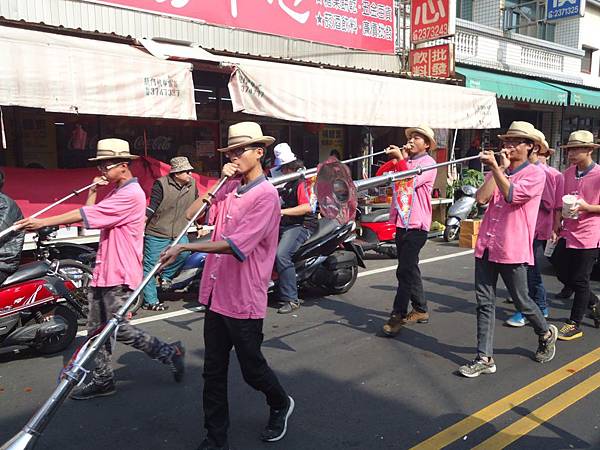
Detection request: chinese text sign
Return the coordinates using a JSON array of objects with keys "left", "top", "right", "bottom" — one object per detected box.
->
[
  {"left": 410, "top": 44, "right": 454, "bottom": 78},
  {"left": 410, "top": 0, "right": 455, "bottom": 43},
  {"left": 546, "top": 0, "right": 585, "bottom": 20}
]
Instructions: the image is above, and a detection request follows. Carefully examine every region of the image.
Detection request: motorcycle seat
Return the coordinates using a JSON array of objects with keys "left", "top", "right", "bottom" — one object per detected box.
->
[
  {"left": 360, "top": 211, "right": 390, "bottom": 222},
  {"left": 2, "top": 261, "right": 50, "bottom": 287},
  {"left": 298, "top": 219, "right": 341, "bottom": 250}
]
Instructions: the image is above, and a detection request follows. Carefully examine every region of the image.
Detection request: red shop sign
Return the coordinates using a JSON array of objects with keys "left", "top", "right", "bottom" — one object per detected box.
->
[
  {"left": 89, "top": 0, "right": 396, "bottom": 54},
  {"left": 409, "top": 44, "right": 454, "bottom": 78},
  {"left": 410, "top": 0, "right": 455, "bottom": 43}
]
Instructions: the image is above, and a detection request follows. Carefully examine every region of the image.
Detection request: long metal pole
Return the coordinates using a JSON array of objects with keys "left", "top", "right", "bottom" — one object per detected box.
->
[
  {"left": 0, "top": 180, "right": 102, "bottom": 240},
  {"left": 354, "top": 153, "right": 494, "bottom": 192},
  {"left": 1, "top": 176, "right": 229, "bottom": 450},
  {"left": 270, "top": 150, "right": 387, "bottom": 187}
]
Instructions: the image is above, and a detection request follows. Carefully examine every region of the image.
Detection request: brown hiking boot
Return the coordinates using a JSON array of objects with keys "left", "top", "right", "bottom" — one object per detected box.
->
[
  {"left": 402, "top": 310, "right": 429, "bottom": 324},
  {"left": 382, "top": 314, "right": 404, "bottom": 337}
]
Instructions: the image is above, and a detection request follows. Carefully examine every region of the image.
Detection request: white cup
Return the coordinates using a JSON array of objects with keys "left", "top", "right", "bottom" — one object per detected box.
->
[
  {"left": 544, "top": 240, "right": 557, "bottom": 257},
  {"left": 562, "top": 194, "right": 579, "bottom": 219}
]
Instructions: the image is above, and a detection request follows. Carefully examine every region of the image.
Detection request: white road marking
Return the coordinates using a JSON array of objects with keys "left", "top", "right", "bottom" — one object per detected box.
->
[{"left": 76, "top": 248, "right": 474, "bottom": 336}]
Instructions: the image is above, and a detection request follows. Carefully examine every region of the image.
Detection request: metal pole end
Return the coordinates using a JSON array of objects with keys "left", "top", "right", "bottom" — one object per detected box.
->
[{"left": 1, "top": 431, "right": 37, "bottom": 450}]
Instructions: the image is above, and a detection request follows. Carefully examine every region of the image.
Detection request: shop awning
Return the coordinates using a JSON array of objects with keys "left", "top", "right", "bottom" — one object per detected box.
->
[
  {"left": 142, "top": 40, "right": 500, "bottom": 129},
  {"left": 456, "top": 67, "right": 569, "bottom": 106},
  {"left": 545, "top": 83, "right": 600, "bottom": 109},
  {"left": 0, "top": 26, "right": 197, "bottom": 120}
]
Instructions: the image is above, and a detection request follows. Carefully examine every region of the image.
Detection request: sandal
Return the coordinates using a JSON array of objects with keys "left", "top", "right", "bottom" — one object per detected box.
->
[{"left": 141, "top": 303, "right": 169, "bottom": 312}]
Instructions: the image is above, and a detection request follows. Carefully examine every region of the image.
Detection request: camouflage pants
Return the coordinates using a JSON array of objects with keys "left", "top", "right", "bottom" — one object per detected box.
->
[{"left": 87, "top": 285, "right": 175, "bottom": 385}]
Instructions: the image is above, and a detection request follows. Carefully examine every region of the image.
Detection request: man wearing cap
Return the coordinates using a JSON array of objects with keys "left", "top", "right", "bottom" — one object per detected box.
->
[
  {"left": 505, "top": 130, "right": 554, "bottom": 327},
  {"left": 16, "top": 138, "right": 185, "bottom": 399},
  {"left": 160, "top": 122, "right": 294, "bottom": 450},
  {"left": 459, "top": 121, "right": 558, "bottom": 378},
  {"left": 552, "top": 130, "right": 600, "bottom": 341},
  {"left": 274, "top": 143, "right": 317, "bottom": 314},
  {"left": 142, "top": 156, "right": 199, "bottom": 311},
  {"left": 381, "top": 125, "right": 438, "bottom": 337}
]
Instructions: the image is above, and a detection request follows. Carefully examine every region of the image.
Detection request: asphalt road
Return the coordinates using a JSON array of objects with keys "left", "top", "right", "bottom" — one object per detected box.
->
[{"left": 1, "top": 239, "right": 600, "bottom": 450}]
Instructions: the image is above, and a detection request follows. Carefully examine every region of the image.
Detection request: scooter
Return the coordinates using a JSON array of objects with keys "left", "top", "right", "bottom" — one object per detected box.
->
[
  {"left": 443, "top": 185, "right": 478, "bottom": 242},
  {"left": 150, "top": 218, "right": 365, "bottom": 301},
  {"left": 355, "top": 206, "right": 397, "bottom": 259},
  {"left": 0, "top": 260, "right": 86, "bottom": 354}
]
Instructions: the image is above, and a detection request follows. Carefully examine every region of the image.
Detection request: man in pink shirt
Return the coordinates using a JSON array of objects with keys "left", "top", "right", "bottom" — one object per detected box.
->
[
  {"left": 552, "top": 130, "right": 600, "bottom": 341},
  {"left": 17, "top": 138, "right": 184, "bottom": 400},
  {"left": 160, "top": 122, "right": 293, "bottom": 450},
  {"left": 381, "top": 125, "right": 438, "bottom": 337},
  {"left": 505, "top": 131, "right": 554, "bottom": 327},
  {"left": 459, "top": 122, "right": 558, "bottom": 378}
]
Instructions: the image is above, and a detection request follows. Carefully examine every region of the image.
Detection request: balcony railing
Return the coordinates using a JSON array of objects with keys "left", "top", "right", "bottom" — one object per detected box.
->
[{"left": 520, "top": 47, "right": 564, "bottom": 72}]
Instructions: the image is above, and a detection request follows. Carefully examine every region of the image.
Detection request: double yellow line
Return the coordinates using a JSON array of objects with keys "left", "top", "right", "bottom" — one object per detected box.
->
[{"left": 411, "top": 347, "right": 600, "bottom": 449}]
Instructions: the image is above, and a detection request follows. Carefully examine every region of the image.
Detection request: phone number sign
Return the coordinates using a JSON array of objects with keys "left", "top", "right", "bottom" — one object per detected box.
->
[
  {"left": 546, "top": 0, "right": 586, "bottom": 20},
  {"left": 410, "top": 0, "right": 456, "bottom": 43}
]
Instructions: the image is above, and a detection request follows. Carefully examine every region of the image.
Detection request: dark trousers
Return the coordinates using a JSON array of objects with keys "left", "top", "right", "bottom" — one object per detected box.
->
[
  {"left": 526, "top": 239, "right": 548, "bottom": 312},
  {"left": 393, "top": 228, "right": 428, "bottom": 316},
  {"left": 203, "top": 310, "right": 288, "bottom": 447},
  {"left": 475, "top": 250, "right": 548, "bottom": 357},
  {"left": 554, "top": 239, "right": 599, "bottom": 325}
]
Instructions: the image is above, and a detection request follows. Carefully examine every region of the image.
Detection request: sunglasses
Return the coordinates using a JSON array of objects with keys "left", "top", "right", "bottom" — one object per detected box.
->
[
  {"left": 225, "top": 147, "right": 258, "bottom": 161},
  {"left": 502, "top": 140, "right": 529, "bottom": 148},
  {"left": 97, "top": 162, "right": 123, "bottom": 173}
]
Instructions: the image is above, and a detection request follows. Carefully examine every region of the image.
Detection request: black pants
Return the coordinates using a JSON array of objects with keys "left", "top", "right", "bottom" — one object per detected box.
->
[
  {"left": 0, "top": 271, "right": 8, "bottom": 285},
  {"left": 393, "top": 228, "right": 428, "bottom": 316},
  {"left": 203, "top": 310, "right": 288, "bottom": 447},
  {"left": 554, "top": 239, "right": 599, "bottom": 325}
]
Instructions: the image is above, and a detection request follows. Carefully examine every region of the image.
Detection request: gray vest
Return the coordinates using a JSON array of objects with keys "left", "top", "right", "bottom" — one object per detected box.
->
[{"left": 146, "top": 176, "right": 196, "bottom": 239}]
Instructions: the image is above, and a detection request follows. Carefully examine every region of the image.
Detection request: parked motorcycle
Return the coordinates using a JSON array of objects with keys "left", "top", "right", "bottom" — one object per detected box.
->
[
  {"left": 355, "top": 206, "right": 397, "bottom": 259},
  {"left": 0, "top": 260, "right": 87, "bottom": 354},
  {"left": 443, "top": 185, "right": 478, "bottom": 242}
]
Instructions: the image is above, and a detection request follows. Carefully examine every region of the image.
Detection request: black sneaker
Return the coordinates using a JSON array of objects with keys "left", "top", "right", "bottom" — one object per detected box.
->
[
  {"left": 197, "top": 438, "right": 229, "bottom": 450},
  {"left": 535, "top": 324, "right": 558, "bottom": 363},
  {"left": 170, "top": 341, "right": 186, "bottom": 383},
  {"left": 555, "top": 287, "right": 574, "bottom": 299},
  {"left": 70, "top": 381, "right": 116, "bottom": 400},
  {"left": 260, "top": 396, "right": 295, "bottom": 442},
  {"left": 557, "top": 321, "right": 583, "bottom": 341}
]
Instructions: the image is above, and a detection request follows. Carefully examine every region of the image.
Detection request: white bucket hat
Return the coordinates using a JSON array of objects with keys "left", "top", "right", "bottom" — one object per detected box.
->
[
  {"left": 273, "top": 143, "right": 297, "bottom": 167},
  {"left": 89, "top": 138, "right": 139, "bottom": 162},
  {"left": 218, "top": 122, "right": 275, "bottom": 152}
]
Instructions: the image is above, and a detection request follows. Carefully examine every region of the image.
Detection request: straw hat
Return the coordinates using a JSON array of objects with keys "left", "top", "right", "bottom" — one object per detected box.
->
[
  {"left": 218, "top": 122, "right": 275, "bottom": 152},
  {"left": 273, "top": 143, "right": 297, "bottom": 167},
  {"left": 497, "top": 121, "right": 538, "bottom": 142},
  {"left": 169, "top": 156, "right": 194, "bottom": 174},
  {"left": 405, "top": 125, "right": 437, "bottom": 151},
  {"left": 560, "top": 130, "right": 600, "bottom": 149},
  {"left": 89, "top": 138, "right": 139, "bottom": 162}
]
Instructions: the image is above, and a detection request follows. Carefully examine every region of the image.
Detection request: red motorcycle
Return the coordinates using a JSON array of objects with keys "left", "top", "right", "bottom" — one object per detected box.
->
[
  {"left": 0, "top": 260, "right": 86, "bottom": 354},
  {"left": 355, "top": 207, "right": 397, "bottom": 259}
]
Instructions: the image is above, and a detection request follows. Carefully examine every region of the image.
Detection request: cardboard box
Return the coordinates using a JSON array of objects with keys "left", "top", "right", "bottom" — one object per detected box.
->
[
  {"left": 460, "top": 219, "right": 481, "bottom": 237},
  {"left": 459, "top": 234, "right": 478, "bottom": 249}
]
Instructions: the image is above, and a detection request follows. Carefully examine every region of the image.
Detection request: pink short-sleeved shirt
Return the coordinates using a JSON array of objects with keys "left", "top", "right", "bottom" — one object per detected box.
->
[
  {"left": 534, "top": 163, "right": 556, "bottom": 241},
  {"left": 80, "top": 178, "right": 146, "bottom": 289},
  {"left": 389, "top": 153, "right": 437, "bottom": 231},
  {"left": 199, "top": 176, "right": 281, "bottom": 319},
  {"left": 558, "top": 163, "right": 600, "bottom": 249},
  {"left": 475, "top": 162, "right": 545, "bottom": 265}
]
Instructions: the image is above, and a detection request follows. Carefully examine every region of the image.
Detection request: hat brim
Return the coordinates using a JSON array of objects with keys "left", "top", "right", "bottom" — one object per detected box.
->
[
  {"left": 538, "top": 148, "right": 556, "bottom": 155},
  {"left": 560, "top": 142, "right": 600, "bottom": 149},
  {"left": 88, "top": 154, "right": 140, "bottom": 162},
  {"left": 497, "top": 132, "right": 538, "bottom": 142},
  {"left": 279, "top": 157, "right": 298, "bottom": 168},
  {"left": 405, "top": 127, "right": 437, "bottom": 151},
  {"left": 217, "top": 136, "right": 275, "bottom": 152}
]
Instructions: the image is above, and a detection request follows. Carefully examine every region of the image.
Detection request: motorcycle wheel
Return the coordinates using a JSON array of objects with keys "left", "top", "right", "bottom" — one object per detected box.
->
[
  {"left": 58, "top": 259, "right": 93, "bottom": 322},
  {"left": 34, "top": 305, "right": 78, "bottom": 354},
  {"left": 443, "top": 225, "right": 460, "bottom": 242},
  {"left": 328, "top": 265, "right": 358, "bottom": 295}
]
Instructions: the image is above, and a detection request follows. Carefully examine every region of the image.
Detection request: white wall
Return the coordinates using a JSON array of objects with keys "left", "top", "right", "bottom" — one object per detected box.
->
[{"left": 579, "top": 3, "right": 600, "bottom": 87}]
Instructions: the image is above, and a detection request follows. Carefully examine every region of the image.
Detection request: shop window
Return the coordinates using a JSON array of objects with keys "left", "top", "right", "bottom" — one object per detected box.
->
[
  {"left": 194, "top": 85, "right": 218, "bottom": 120},
  {"left": 581, "top": 47, "right": 594, "bottom": 74}
]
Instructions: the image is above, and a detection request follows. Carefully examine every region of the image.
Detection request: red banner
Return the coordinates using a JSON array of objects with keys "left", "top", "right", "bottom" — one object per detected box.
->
[
  {"left": 410, "top": 44, "right": 454, "bottom": 78},
  {"left": 410, "top": 0, "right": 455, "bottom": 43},
  {"left": 90, "top": 0, "right": 395, "bottom": 53}
]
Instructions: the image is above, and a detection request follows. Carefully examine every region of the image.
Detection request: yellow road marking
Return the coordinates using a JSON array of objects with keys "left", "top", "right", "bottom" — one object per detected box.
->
[
  {"left": 472, "top": 370, "right": 600, "bottom": 449},
  {"left": 410, "top": 347, "right": 600, "bottom": 450}
]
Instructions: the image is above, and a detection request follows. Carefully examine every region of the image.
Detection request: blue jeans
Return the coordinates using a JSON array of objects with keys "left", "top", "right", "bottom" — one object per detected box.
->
[
  {"left": 276, "top": 225, "right": 311, "bottom": 302},
  {"left": 142, "top": 234, "right": 189, "bottom": 305},
  {"left": 526, "top": 239, "right": 548, "bottom": 312}
]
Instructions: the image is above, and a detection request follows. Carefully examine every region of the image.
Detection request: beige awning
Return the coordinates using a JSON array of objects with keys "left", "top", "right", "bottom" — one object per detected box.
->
[{"left": 0, "top": 26, "right": 197, "bottom": 120}]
